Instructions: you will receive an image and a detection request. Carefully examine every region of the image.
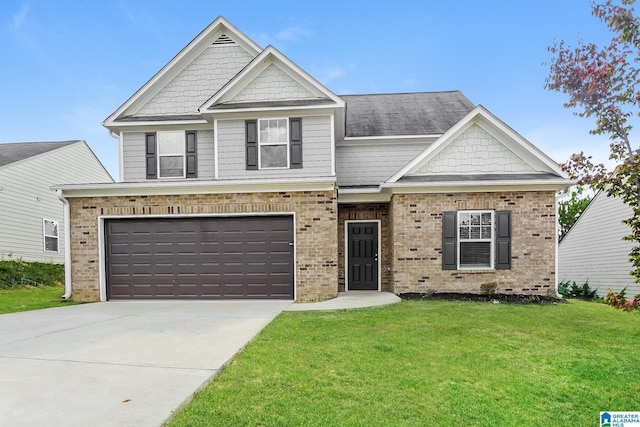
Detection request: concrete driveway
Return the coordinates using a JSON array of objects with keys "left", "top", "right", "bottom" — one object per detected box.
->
[{"left": 0, "top": 300, "right": 291, "bottom": 427}]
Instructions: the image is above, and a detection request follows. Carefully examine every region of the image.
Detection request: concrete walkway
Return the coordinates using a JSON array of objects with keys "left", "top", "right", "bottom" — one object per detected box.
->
[
  {"left": 0, "top": 292, "right": 399, "bottom": 427},
  {"left": 286, "top": 291, "right": 401, "bottom": 311}
]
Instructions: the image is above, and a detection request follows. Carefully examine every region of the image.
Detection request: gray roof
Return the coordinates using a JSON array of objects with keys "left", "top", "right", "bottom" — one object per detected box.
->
[
  {"left": 0, "top": 141, "right": 79, "bottom": 168},
  {"left": 341, "top": 91, "right": 475, "bottom": 137}
]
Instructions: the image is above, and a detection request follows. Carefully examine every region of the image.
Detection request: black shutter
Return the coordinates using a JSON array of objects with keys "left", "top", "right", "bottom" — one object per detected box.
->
[
  {"left": 246, "top": 120, "right": 258, "bottom": 170},
  {"left": 495, "top": 210, "right": 512, "bottom": 270},
  {"left": 442, "top": 211, "right": 457, "bottom": 270},
  {"left": 290, "top": 118, "right": 302, "bottom": 169},
  {"left": 145, "top": 133, "right": 157, "bottom": 179},
  {"left": 185, "top": 131, "right": 197, "bottom": 178}
]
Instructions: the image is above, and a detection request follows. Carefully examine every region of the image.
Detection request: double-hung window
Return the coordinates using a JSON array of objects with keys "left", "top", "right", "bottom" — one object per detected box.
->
[
  {"left": 458, "top": 211, "right": 493, "bottom": 269},
  {"left": 43, "top": 219, "right": 59, "bottom": 252},
  {"left": 442, "top": 210, "right": 511, "bottom": 270},
  {"left": 157, "top": 131, "right": 185, "bottom": 178},
  {"left": 145, "top": 131, "right": 197, "bottom": 179},
  {"left": 259, "top": 118, "right": 289, "bottom": 169}
]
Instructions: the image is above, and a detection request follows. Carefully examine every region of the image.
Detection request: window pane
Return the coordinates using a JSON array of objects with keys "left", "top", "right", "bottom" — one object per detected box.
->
[
  {"left": 470, "top": 226, "right": 481, "bottom": 239},
  {"left": 481, "top": 213, "right": 492, "bottom": 225},
  {"left": 481, "top": 226, "right": 492, "bottom": 239},
  {"left": 158, "top": 131, "right": 184, "bottom": 154},
  {"left": 45, "top": 236, "right": 58, "bottom": 252},
  {"left": 261, "top": 145, "right": 287, "bottom": 168},
  {"left": 44, "top": 220, "right": 58, "bottom": 237},
  {"left": 160, "top": 156, "right": 184, "bottom": 177},
  {"left": 460, "top": 242, "right": 490, "bottom": 268},
  {"left": 470, "top": 214, "right": 480, "bottom": 225},
  {"left": 459, "top": 226, "right": 470, "bottom": 239}
]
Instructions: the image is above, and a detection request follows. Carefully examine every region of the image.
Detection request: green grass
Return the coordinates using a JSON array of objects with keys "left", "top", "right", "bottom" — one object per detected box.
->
[
  {"left": 169, "top": 300, "right": 640, "bottom": 427},
  {"left": 0, "top": 285, "right": 78, "bottom": 314}
]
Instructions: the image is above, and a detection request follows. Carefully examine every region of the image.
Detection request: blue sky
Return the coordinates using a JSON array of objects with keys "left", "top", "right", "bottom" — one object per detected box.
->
[{"left": 0, "top": 0, "right": 619, "bottom": 180}]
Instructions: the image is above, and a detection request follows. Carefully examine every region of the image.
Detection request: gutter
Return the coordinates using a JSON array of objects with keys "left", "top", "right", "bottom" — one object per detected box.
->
[{"left": 56, "top": 189, "right": 72, "bottom": 300}]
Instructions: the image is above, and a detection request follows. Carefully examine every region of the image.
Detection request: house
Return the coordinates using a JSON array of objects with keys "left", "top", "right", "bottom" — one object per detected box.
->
[
  {"left": 559, "top": 191, "right": 640, "bottom": 297},
  {"left": 0, "top": 140, "right": 113, "bottom": 264},
  {"left": 56, "top": 17, "right": 570, "bottom": 302}
]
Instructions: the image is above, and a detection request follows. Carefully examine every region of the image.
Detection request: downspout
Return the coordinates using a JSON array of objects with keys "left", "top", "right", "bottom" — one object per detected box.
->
[{"left": 56, "top": 189, "right": 72, "bottom": 300}]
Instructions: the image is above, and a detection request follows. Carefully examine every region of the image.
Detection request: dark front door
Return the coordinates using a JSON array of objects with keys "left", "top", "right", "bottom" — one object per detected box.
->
[{"left": 347, "top": 222, "right": 378, "bottom": 290}]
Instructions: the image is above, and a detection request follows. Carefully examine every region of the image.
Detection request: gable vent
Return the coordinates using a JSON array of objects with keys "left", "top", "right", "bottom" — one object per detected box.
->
[{"left": 212, "top": 34, "right": 235, "bottom": 45}]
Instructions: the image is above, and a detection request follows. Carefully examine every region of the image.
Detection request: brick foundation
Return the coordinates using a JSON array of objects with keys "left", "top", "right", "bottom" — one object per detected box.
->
[{"left": 67, "top": 190, "right": 338, "bottom": 302}]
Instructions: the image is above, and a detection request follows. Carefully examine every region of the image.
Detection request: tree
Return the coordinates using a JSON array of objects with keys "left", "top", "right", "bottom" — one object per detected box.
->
[
  {"left": 558, "top": 186, "right": 592, "bottom": 240},
  {"left": 546, "top": 0, "right": 640, "bottom": 281}
]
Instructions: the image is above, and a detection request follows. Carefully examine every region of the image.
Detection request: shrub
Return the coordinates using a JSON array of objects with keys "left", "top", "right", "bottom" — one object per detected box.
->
[
  {"left": 604, "top": 288, "right": 640, "bottom": 312},
  {"left": 557, "top": 280, "right": 599, "bottom": 300},
  {"left": 480, "top": 282, "right": 498, "bottom": 295},
  {"left": 0, "top": 260, "right": 64, "bottom": 289}
]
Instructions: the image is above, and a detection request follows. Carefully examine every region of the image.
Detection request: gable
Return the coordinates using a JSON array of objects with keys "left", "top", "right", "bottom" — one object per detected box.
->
[
  {"left": 136, "top": 43, "right": 255, "bottom": 116},
  {"left": 0, "top": 141, "right": 78, "bottom": 168},
  {"left": 104, "top": 17, "right": 262, "bottom": 127},
  {"left": 388, "top": 105, "right": 568, "bottom": 184},
  {"left": 413, "top": 123, "right": 534, "bottom": 174},
  {"left": 230, "top": 63, "right": 317, "bottom": 103}
]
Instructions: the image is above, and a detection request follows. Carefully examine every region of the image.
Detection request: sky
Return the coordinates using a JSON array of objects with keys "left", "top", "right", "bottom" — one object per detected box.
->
[{"left": 0, "top": 0, "right": 624, "bottom": 180}]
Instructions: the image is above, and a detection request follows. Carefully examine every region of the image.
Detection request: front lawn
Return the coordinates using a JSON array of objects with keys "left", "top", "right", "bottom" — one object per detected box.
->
[
  {"left": 169, "top": 300, "right": 639, "bottom": 426},
  {"left": 0, "top": 285, "right": 77, "bottom": 314}
]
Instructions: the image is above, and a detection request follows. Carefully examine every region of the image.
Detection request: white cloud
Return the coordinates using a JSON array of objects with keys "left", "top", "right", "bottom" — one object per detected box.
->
[
  {"left": 275, "top": 25, "right": 313, "bottom": 42},
  {"left": 310, "top": 63, "right": 356, "bottom": 86},
  {"left": 12, "top": 2, "right": 30, "bottom": 30}
]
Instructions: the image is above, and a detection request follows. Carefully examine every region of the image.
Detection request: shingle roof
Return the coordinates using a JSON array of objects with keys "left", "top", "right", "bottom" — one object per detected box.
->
[
  {"left": 340, "top": 91, "right": 475, "bottom": 137},
  {"left": 0, "top": 141, "right": 79, "bottom": 168}
]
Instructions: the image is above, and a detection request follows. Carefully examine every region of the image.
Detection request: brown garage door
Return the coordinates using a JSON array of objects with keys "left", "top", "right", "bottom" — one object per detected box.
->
[{"left": 105, "top": 216, "right": 294, "bottom": 300}]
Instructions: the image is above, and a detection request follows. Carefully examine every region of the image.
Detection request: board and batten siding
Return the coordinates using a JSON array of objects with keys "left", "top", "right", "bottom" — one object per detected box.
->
[
  {"left": 217, "top": 115, "right": 333, "bottom": 180},
  {"left": 558, "top": 191, "right": 639, "bottom": 297},
  {"left": 0, "top": 142, "right": 113, "bottom": 263},
  {"left": 122, "top": 130, "right": 215, "bottom": 181},
  {"left": 336, "top": 142, "right": 427, "bottom": 186}
]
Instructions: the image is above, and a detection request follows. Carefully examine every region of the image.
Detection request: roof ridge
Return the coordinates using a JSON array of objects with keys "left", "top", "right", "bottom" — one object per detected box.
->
[{"left": 339, "top": 90, "right": 464, "bottom": 97}]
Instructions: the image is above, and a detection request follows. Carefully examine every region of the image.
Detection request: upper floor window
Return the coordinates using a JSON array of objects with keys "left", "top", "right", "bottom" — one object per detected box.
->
[
  {"left": 43, "top": 219, "right": 59, "bottom": 252},
  {"left": 145, "top": 131, "right": 197, "bottom": 179},
  {"left": 259, "top": 118, "right": 289, "bottom": 169},
  {"left": 158, "top": 131, "right": 185, "bottom": 177},
  {"left": 246, "top": 118, "right": 302, "bottom": 170}
]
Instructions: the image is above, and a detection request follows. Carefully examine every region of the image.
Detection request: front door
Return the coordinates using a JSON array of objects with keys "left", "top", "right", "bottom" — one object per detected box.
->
[{"left": 347, "top": 222, "right": 379, "bottom": 290}]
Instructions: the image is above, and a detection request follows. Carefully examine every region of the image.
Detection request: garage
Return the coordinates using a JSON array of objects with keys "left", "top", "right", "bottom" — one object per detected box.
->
[{"left": 105, "top": 216, "right": 294, "bottom": 300}]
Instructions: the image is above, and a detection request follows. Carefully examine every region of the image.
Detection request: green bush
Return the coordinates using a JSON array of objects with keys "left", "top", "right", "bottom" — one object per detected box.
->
[
  {"left": 558, "top": 280, "right": 599, "bottom": 300},
  {"left": 0, "top": 260, "right": 64, "bottom": 289}
]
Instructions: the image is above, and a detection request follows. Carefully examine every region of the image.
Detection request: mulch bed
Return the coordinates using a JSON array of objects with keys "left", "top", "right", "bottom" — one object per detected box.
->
[{"left": 400, "top": 292, "right": 565, "bottom": 304}]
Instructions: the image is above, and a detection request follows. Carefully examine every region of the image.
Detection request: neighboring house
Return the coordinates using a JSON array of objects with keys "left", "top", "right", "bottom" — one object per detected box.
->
[
  {"left": 57, "top": 17, "right": 570, "bottom": 302},
  {"left": 0, "top": 141, "right": 113, "bottom": 263},
  {"left": 559, "top": 191, "right": 640, "bottom": 297}
]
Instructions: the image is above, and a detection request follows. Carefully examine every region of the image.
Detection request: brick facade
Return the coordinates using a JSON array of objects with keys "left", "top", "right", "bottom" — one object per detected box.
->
[
  {"left": 389, "top": 191, "right": 557, "bottom": 295},
  {"left": 67, "top": 190, "right": 338, "bottom": 303}
]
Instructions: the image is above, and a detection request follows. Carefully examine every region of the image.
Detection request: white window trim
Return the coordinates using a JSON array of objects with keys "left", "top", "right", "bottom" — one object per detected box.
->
[
  {"left": 43, "top": 218, "right": 59, "bottom": 253},
  {"left": 457, "top": 210, "right": 494, "bottom": 270},
  {"left": 157, "top": 131, "right": 186, "bottom": 179},
  {"left": 258, "top": 117, "right": 289, "bottom": 170}
]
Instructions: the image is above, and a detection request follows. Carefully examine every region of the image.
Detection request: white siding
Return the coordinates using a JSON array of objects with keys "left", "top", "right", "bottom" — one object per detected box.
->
[
  {"left": 217, "top": 116, "right": 333, "bottom": 180},
  {"left": 336, "top": 143, "right": 426, "bottom": 186},
  {"left": 122, "top": 130, "right": 215, "bottom": 181},
  {"left": 231, "top": 64, "right": 317, "bottom": 102},
  {"left": 558, "top": 191, "right": 639, "bottom": 297},
  {"left": 137, "top": 45, "right": 254, "bottom": 115},
  {"left": 414, "top": 124, "right": 533, "bottom": 174},
  {"left": 0, "top": 142, "right": 113, "bottom": 263}
]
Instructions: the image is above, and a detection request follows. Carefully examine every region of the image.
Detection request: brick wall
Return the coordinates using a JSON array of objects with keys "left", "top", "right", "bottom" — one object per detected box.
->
[
  {"left": 390, "top": 191, "right": 557, "bottom": 295},
  {"left": 67, "top": 190, "right": 338, "bottom": 302},
  {"left": 337, "top": 203, "right": 391, "bottom": 292}
]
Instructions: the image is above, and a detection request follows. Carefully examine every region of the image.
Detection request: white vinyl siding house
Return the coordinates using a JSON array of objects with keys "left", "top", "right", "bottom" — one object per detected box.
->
[
  {"left": 0, "top": 141, "right": 113, "bottom": 263},
  {"left": 559, "top": 191, "right": 640, "bottom": 297}
]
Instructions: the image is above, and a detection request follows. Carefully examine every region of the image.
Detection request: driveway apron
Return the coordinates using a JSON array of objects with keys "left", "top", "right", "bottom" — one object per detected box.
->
[{"left": 0, "top": 300, "right": 290, "bottom": 427}]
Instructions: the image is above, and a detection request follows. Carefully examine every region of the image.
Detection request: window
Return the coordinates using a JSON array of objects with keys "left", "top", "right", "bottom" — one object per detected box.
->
[
  {"left": 442, "top": 210, "right": 511, "bottom": 270},
  {"left": 259, "top": 118, "right": 289, "bottom": 169},
  {"left": 245, "top": 118, "right": 302, "bottom": 170},
  {"left": 145, "top": 131, "right": 197, "bottom": 179},
  {"left": 43, "top": 219, "right": 59, "bottom": 252},
  {"left": 458, "top": 211, "right": 493, "bottom": 269},
  {"left": 157, "top": 131, "right": 185, "bottom": 177}
]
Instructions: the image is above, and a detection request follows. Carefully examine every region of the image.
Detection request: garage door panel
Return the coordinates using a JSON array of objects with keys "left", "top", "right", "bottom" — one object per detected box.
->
[{"left": 106, "top": 216, "right": 294, "bottom": 300}]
